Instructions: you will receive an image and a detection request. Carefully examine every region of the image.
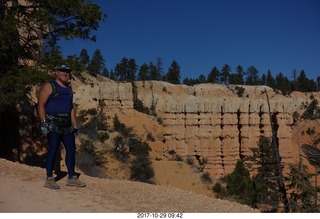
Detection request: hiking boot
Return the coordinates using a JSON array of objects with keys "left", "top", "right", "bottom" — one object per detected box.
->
[
  {"left": 66, "top": 175, "right": 86, "bottom": 188},
  {"left": 45, "top": 177, "right": 60, "bottom": 189}
]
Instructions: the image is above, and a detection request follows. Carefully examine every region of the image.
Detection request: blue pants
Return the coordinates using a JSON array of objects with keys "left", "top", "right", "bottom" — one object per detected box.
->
[{"left": 46, "top": 131, "right": 75, "bottom": 179}]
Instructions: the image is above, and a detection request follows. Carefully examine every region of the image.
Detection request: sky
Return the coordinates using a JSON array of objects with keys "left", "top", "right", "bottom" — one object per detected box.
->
[{"left": 58, "top": 0, "right": 320, "bottom": 82}]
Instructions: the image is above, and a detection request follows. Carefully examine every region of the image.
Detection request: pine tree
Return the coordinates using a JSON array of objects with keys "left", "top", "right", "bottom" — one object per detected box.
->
[
  {"left": 156, "top": 57, "right": 163, "bottom": 81},
  {"left": 220, "top": 64, "right": 231, "bottom": 84},
  {"left": 87, "top": 49, "right": 105, "bottom": 76},
  {"left": 165, "top": 60, "right": 181, "bottom": 84},
  {"left": 235, "top": 65, "right": 245, "bottom": 84},
  {"left": 296, "top": 70, "right": 317, "bottom": 92},
  {"left": 207, "top": 66, "right": 220, "bottom": 83},
  {"left": 127, "top": 58, "right": 138, "bottom": 81},
  {"left": 266, "top": 70, "right": 275, "bottom": 89},
  {"left": 149, "top": 62, "right": 158, "bottom": 80},
  {"left": 137, "top": 63, "right": 149, "bottom": 81},
  {"left": 64, "top": 54, "right": 84, "bottom": 73},
  {"left": 79, "top": 49, "right": 90, "bottom": 70},
  {"left": 114, "top": 57, "right": 128, "bottom": 81},
  {"left": 245, "top": 66, "right": 259, "bottom": 85},
  {"left": 102, "top": 67, "right": 109, "bottom": 78},
  {"left": 275, "top": 72, "right": 291, "bottom": 95},
  {"left": 225, "top": 160, "right": 256, "bottom": 207},
  {"left": 286, "top": 163, "right": 319, "bottom": 212},
  {"left": 0, "top": 0, "right": 105, "bottom": 109},
  {"left": 246, "top": 137, "right": 280, "bottom": 210},
  {"left": 229, "top": 65, "right": 244, "bottom": 85}
]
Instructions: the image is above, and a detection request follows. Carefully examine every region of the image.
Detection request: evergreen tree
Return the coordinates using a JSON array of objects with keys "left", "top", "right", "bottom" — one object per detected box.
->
[
  {"left": 182, "top": 77, "right": 201, "bottom": 86},
  {"left": 64, "top": 54, "right": 84, "bottom": 74},
  {"left": 296, "top": 70, "right": 317, "bottom": 92},
  {"left": 137, "top": 63, "right": 149, "bottom": 81},
  {"left": 109, "top": 69, "right": 115, "bottom": 80},
  {"left": 156, "top": 57, "right": 163, "bottom": 81},
  {"left": 79, "top": 49, "right": 90, "bottom": 70},
  {"left": 40, "top": 46, "right": 64, "bottom": 72},
  {"left": 225, "top": 160, "right": 256, "bottom": 207},
  {"left": 220, "top": 64, "right": 231, "bottom": 84},
  {"left": 246, "top": 137, "right": 280, "bottom": 210},
  {"left": 286, "top": 163, "right": 319, "bottom": 212},
  {"left": 148, "top": 62, "right": 158, "bottom": 80},
  {"left": 0, "top": 0, "right": 105, "bottom": 75},
  {"left": 261, "top": 74, "right": 267, "bottom": 85},
  {"left": 229, "top": 65, "right": 244, "bottom": 85},
  {"left": 114, "top": 57, "right": 128, "bottom": 81},
  {"left": 235, "top": 65, "right": 245, "bottom": 84},
  {"left": 302, "top": 99, "right": 319, "bottom": 120},
  {"left": 198, "top": 74, "right": 206, "bottom": 83},
  {"left": 266, "top": 70, "right": 275, "bottom": 89},
  {"left": 114, "top": 57, "right": 137, "bottom": 81},
  {"left": 275, "top": 72, "right": 291, "bottom": 95},
  {"left": 102, "top": 67, "right": 109, "bottom": 78},
  {"left": 182, "top": 77, "right": 191, "bottom": 85},
  {"left": 127, "top": 58, "right": 138, "bottom": 81},
  {"left": 0, "top": 0, "right": 105, "bottom": 109},
  {"left": 296, "top": 70, "right": 309, "bottom": 92},
  {"left": 166, "top": 60, "right": 181, "bottom": 84},
  {"left": 207, "top": 66, "right": 220, "bottom": 83},
  {"left": 245, "top": 66, "right": 259, "bottom": 85},
  {"left": 228, "top": 74, "right": 237, "bottom": 85},
  {"left": 291, "top": 69, "right": 298, "bottom": 91},
  {"left": 87, "top": 49, "right": 105, "bottom": 76}
]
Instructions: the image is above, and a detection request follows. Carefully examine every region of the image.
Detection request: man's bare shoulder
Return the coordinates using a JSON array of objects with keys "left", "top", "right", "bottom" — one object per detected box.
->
[{"left": 39, "top": 81, "right": 53, "bottom": 94}]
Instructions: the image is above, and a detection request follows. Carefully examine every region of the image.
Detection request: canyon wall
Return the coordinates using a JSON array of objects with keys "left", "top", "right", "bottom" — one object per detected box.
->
[{"left": 72, "top": 79, "right": 318, "bottom": 179}]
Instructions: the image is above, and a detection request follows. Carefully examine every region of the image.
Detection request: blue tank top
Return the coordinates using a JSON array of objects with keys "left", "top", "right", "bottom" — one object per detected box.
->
[{"left": 45, "top": 80, "right": 73, "bottom": 115}]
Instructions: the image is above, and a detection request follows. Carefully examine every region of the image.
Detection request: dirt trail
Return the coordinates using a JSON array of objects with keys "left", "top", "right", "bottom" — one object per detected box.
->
[{"left": 0, "top": 158, "right": 259, "bottom": 213}]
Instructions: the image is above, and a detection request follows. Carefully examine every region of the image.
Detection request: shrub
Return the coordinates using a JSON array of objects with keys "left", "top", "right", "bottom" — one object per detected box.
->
[
  {"left": 306, "top": 127, "right": 315, "bottom": 135},
  {"left": 235, "top": 86, "right": 245, "bottom": 97},
  {"left": 201, "top": 172, "right": 213, "bottom": 183},
  {"left": 129, "top": 139, "right": 151, "bottom": 156},
  {"left": 86, "top": 108, "right": 98, "bottom": 116},
  {"left": 186, "top": 156, "right": 194, "bottom": 165},
  {"left": 79, "top": 138, "right": 95, "bottom": 156},
  {"left": 146, "top": 132, "right": 155, "bottom": 141},
  {"left": 156, "top": 116, "right": 163, "bottom": 125},
  {"left": 98, "top": 131, "right": 109, "bottom": 142},
  {"left": 292, "top": 111, "right": 300, "bottom": 121},
  {"left": 213, "top": 182, "right": 226, "bottom": 195},
  {"left": 130, "top": 155, "right": 154, "bottom": 184},
  {"left": 198, "top": 157, "right": 208, "bottom": 171},
  {"left": 112, "top": 135, "right": 128, "bottom": 160}
]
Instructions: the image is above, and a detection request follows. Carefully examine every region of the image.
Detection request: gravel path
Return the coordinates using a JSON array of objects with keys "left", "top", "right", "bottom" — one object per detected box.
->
[{"left": 0, "top": 158, "right": 260, "bottom": 213}]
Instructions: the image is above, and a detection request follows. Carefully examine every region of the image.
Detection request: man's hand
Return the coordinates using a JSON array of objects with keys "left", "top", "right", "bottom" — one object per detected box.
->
[
  {"left": 41, "top": 122, "right": 49, "bottom": 135},
  {"left": 73, "top": 126, "right": 79, "bottom": 135}
]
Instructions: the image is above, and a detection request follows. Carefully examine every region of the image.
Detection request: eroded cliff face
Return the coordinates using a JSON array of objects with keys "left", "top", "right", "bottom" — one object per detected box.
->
[
  {"left": 134, "top": 81, "right": 295, "bottom": 179},
  {"left": 72, "top": 78, "right": 319, "bottom": 179}
]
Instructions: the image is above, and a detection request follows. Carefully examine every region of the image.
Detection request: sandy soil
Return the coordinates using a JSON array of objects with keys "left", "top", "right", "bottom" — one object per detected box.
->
[{"left": 0, "top": 158, "right": 259, "bottom": 213}]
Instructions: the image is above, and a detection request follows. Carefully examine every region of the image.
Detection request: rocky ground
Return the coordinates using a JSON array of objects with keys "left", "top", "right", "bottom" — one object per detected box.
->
[{"left": 0, "top": 158, "right": 260, "bottom": 213}]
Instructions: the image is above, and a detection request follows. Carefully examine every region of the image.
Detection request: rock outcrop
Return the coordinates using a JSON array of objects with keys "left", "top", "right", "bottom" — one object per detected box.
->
[{"left": 72, "top": 78, "right": 320, "bottom": 179}]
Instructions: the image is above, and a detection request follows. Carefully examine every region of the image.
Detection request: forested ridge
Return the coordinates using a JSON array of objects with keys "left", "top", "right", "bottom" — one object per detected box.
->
[{"left": 1, "top": 1, "right": 319, "bottom": 112}]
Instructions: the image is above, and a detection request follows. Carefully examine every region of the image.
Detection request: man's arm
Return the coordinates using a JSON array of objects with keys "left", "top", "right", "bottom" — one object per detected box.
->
[
  {"left": 70, "top": 102, "right": 77, "bottom": 127},
  {"left": 37, "top": 82, "right": 52, "bottom": 122}
]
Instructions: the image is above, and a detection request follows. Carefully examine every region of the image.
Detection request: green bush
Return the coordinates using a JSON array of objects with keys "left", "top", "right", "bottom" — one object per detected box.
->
[
  {"left": 86, "top": 108, "right": 98, "bottom": 116},
  {"left": 98, "top": 131, "right": 109, "bottom": 142},
  {"left": 130, "top": 155, "right": 154, "bottom": 184},
  {"left": 201, "top": 172, "right": 213, "bottom": 183},
  {"left": 212, "top": 182, "right": 227, "bottom": 197}
]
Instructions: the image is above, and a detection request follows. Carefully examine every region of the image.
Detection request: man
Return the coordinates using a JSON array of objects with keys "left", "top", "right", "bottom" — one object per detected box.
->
[{"left": 37, "top": 64, "right": 86, "bottom": 189}]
